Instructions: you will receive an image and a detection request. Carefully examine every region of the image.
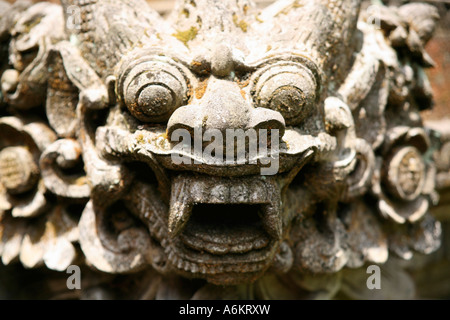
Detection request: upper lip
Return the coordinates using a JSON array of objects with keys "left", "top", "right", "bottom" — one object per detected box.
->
[{"left": 96, "top": 125, "right": 322, "bottom": 176}]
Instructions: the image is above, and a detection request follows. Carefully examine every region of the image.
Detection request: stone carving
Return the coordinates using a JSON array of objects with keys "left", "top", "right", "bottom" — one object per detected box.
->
[{"left": 0, "top": 0, "right": 447, "bottom": 299}]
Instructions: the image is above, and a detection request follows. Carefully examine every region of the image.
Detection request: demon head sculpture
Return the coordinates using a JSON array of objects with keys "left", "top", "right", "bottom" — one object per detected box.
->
[{"left": 0, "top": 0, "right": 447, "bottom": 299}]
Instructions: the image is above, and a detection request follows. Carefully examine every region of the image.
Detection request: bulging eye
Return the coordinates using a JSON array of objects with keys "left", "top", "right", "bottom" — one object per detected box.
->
[
  {"left": 118, "top": 60, "right": 188, "bottom": 122},
  {"left": 253, "top": 63, "right": 318, "bottom": 125}
]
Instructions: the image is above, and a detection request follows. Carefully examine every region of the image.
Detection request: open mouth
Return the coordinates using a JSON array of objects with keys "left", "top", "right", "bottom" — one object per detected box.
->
[
  {"left": 96, "top": 124, "right": 323, "bottom": 282},
  {"left": 181, "top": 204, "right": 271, "bottom": 255},
  {"left": 165, "top": 174, "right": 282, "bottom": 282}
]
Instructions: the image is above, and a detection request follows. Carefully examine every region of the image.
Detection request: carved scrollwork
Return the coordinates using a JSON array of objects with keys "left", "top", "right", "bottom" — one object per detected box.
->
[
  {"left": 0, "top": 116, "right": 79, "bottom": 270},
  {"left": 372, "top": 126, "right": 436, "bottom": 224},
  {"left": 0, "top": 116, "right": 56, "bottom": 218},
  {"left": 79, "top": 200, "right": 151, "bottom": 274},
  {"left": 0, "top": 2, "right": 65, "bottom": 110},
  {"left": 40, "top": 138, "right": 90, "bottom": 199}
]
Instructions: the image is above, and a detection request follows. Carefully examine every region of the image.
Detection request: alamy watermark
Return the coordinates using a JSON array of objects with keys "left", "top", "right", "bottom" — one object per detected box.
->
[
  {"left": 66, "top": 5, "right": 82, "bottom": 31},
  {"left": 366, "top": 265, "right": 381, "bottom": 290},
  {"left": 170, "top": 128, "right": 280, "bottom": 176},
  {"left": 366, "top": 5, "right": 382, "bottom": 30},
  {"left": 66, "top": 265, "right": 81, "bottom": 290}
]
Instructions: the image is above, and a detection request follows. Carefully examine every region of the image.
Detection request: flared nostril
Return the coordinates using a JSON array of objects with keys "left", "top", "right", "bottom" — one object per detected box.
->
[
  {"left": 248, "top": 108, "right": 286, "bottom": 138},
  {"left": 167, "top": 107, "right": 286, "bottom": 149},
  {"left": 167, "top": 105, "right": 200, "bottom": 142}
]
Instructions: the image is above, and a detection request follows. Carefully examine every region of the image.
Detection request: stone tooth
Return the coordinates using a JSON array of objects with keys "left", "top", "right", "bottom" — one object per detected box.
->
[
  {"left": 190, "top": 263, "right": 199, "bottom": 273},
  {"left": 177, "top": 258, "right": 184, "bottom": 270},
  {"left": 168, "top": 179, "right": 193, "bottom": 238},
  {"left": 168, "top": 201, "right": 193, "bottom": 238},
  {"left": 261, "top": 204, "right": 282, "bottom": 240},
  {"left": 183, "top": 261, "right": 192, "bottom": 272},
  {"left": 168, "top": 250, "right": 175, "bottom": 262}
]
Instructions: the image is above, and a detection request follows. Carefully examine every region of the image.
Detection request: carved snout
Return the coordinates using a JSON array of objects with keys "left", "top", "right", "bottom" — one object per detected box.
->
[{"left": 167, "top": 78, "right": 285, "bottom": 141}]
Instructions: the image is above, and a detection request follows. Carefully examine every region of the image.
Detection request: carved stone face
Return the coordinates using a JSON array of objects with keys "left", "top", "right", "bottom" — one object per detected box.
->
[
  {"left": 95, "top": 0, "right": 362, "bottom": 284},
  {"left": 0, "top": 0, "right": 443, "bottom": 294}
]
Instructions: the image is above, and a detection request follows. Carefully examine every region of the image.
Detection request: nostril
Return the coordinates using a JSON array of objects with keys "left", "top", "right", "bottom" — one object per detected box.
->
[
  {"left": 167, "top": 107, "right": 286, "bottom": 144},
  {"left": 248, "top": 108, "right": 286, "bottom": 138},
  {"left": 167, "top": 105, "right": 200, "bottom": 142}
]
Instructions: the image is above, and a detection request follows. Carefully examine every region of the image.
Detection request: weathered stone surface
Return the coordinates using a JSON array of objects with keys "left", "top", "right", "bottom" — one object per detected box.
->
[{"left": 0, "top": 0, "right": 449, "bottom": 299}]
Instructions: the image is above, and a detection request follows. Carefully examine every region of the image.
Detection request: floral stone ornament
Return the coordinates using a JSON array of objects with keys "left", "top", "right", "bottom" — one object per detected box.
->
[
  {"left": 0, "top": 0, "right": 448, "bottom": 299},
  {"left": 372, "top": 127, "right": 436, "bottom": 225}
]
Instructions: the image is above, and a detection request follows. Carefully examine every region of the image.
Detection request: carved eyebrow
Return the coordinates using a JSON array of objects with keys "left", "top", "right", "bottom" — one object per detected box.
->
[{"left": 248, "top": 54, "right": 322, "bottom": 92}]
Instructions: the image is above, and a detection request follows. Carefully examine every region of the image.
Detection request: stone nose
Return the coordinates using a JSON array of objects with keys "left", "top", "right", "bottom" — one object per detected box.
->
[{"left": 167, "top": 78, "right": 285, "bottom": 140}]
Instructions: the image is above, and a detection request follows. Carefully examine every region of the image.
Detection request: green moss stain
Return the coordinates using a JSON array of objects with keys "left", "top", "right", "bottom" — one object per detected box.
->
[
  {"left": 172, "top": 27, "right": 199, "bottom": 47},
  {"left": 243, "top": 4, "right": 249, "bottom": 15},
  {"left": 202, "top": 115, "right": 208, "bottom": 129},
  {"left": 277, "top": 0, "right": 304, "bottom": 16},
  {"left": 232, "top": 14, "right": 248, "bottom": 33},
  {"left": 136, "top": 134, "right": 145, "bottom": 144}
]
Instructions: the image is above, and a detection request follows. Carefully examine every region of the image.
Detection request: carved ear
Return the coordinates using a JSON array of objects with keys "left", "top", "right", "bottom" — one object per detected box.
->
[
  {"left": 40, "top": 139, "right": 90, "bottom": 200},
  {"left": 45, "top": 42, "right": 110, "bottom": 137},
  {"left": 59, "top": 0, "right": 167, "bottom": 78},
  {"left": 323, "top": 97, "right": 375, "bottom": 201},
  {"left": 79, "top": 201, "right": 151, "bottom": 274}
]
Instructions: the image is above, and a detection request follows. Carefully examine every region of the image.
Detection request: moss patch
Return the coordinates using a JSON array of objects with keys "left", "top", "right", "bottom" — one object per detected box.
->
[
  {"left": 277, "top": 1, "right": 304, "bottom": 16},
  {"left": 233, "top": 14, "right": 248, "bottom": 33},
  {"left": 136, "top": 133, "right": 145, "bottom": 144},
  {"left": 195, "top": 79, "right": 209, "bottom": 100},
  {"left": 173, "top": 26, "right": 199, "bottom": 47}
]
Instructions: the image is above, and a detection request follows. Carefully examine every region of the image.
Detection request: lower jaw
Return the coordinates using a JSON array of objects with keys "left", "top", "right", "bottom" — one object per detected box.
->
[
  {"left": 180, "top": 271, "right": 267, "bottom": 286},
  {"left": 165, "top": 240, "right": 279, "bottom": 285}
]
